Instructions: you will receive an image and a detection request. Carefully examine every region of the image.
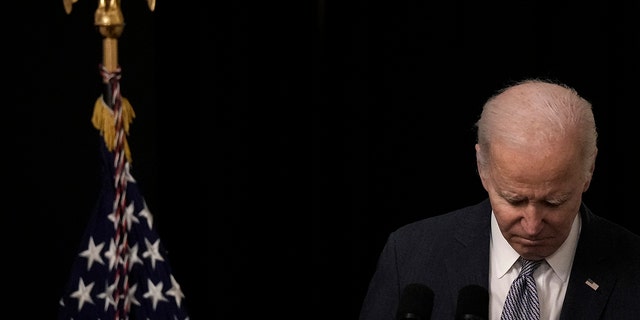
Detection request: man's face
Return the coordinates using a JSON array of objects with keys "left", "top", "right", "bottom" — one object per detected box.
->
[{"left": 477, "top": 141, "right": 591, "bottom": 261}]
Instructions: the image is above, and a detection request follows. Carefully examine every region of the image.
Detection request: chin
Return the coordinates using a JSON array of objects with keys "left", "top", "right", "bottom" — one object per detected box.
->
[{"left": 516, "top": 244, "right": 553, "bottom": 260}]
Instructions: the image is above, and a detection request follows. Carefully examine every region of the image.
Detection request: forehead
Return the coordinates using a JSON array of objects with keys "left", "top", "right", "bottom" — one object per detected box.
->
[{"left": 487, "top": 140, "right": 584, "bottom": 188}]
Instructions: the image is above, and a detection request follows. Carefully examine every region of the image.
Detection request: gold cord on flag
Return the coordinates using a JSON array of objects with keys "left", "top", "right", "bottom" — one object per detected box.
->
[{"left": 91, "top": 94, "right": 135, "bottom": 163}]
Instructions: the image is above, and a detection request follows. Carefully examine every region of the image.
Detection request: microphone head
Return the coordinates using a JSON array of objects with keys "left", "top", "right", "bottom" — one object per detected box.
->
[
  {"left": 397, "top": 283, "right": 434, "bottom": 320},
  {"left": 455, "top": 285, "right": 489, "bottom": 320}
]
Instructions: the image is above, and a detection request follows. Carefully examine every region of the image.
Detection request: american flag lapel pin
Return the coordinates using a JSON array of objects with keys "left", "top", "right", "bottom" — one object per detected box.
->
[{"left": 585, "top": 278, "right": 599, "bottom": 291}]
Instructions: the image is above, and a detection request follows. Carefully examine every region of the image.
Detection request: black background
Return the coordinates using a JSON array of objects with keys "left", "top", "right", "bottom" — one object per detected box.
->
[{"left": 7, "top": 0, "right": 638, "bottom": 319}]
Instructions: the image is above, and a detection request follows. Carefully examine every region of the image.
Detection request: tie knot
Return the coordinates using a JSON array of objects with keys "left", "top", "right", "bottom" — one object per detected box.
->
[{"left": 520, "top": 258, "right": 542, "bottom": 276}]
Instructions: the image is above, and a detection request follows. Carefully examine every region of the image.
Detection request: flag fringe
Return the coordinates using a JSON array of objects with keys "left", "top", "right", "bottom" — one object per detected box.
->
[{"left": 91, "top": 95, "right": 136, "bottom": 163}]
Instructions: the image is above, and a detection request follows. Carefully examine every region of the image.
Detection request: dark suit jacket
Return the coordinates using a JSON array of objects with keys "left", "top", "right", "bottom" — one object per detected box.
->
[{"left": 359, "top": 198, "right": 640, "bottom": 320}]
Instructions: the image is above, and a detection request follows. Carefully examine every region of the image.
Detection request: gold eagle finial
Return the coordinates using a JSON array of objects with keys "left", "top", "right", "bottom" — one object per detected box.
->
[{"left": 64, "top": 0, "right": 156, "bottom": 15}]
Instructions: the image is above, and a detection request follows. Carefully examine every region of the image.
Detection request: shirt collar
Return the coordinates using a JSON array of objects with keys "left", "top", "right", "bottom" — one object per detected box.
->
[
  {"left": 491, "top": 212, "right": 521, "bottom": 278},
  {"left": 544, "top": 212, "right": 581, "bottom": 282}
]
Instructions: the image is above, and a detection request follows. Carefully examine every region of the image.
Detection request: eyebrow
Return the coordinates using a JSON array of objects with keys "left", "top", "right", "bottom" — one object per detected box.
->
[{"left": 498, "top": 191, "right": 573, "bottom": 204}]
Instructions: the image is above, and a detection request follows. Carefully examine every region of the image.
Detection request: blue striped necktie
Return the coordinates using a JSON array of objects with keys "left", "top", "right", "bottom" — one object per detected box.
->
[{"left": 500, "top": 257, "right": 543, "bottom": 320}]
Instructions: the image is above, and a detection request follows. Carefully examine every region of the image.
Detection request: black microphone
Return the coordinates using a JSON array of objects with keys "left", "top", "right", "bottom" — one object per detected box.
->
[
  {"left": 455, "top": 285, "right": 489, "bottom": 320},
  {"left": 396, "top": 283, "right": 434, "bottom": 320}
]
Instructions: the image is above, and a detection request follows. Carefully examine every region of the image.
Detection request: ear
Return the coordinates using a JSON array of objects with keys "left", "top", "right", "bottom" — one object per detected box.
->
[
  {"left": 475, "top": 143, "right": 489, "bottom": 191},
  {"left": 582, "top": 147, "right": 598, "bottom": 192}
]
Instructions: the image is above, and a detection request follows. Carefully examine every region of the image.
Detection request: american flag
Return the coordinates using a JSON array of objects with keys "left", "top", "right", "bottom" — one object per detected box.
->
[{"left": 58, "top": 65, "right": 190, "bottom": 320}]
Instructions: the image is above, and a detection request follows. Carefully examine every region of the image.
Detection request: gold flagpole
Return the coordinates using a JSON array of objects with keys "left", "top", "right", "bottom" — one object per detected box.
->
[
  {"left": 94, "top": 0, "right": 125, "bottom": 72},
  {"left": 63, "top": 0, "right": 157, "bottom": 164},
  {"left": 63, "top": 0, "right": 156, "bottom": 72}
]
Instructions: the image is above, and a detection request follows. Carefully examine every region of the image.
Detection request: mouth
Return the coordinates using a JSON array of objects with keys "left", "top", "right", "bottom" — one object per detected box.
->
[{"left": 515, "top": 235, "right": 547, "bottom": 246}]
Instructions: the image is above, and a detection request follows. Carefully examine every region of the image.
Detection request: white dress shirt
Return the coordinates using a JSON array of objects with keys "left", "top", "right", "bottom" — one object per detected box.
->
[{"left": 489, "top": 211, "right": 581, "bottom": 320}]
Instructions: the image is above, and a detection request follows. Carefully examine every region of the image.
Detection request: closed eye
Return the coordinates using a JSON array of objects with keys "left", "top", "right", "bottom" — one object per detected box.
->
[{"left": 543, "top": 200, "right": 564, "bottom": 208}]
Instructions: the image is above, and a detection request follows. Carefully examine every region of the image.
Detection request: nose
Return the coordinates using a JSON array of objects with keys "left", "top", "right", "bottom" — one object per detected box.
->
[{"left": 521, "top": 204, "right": 544, "bottom": 236}]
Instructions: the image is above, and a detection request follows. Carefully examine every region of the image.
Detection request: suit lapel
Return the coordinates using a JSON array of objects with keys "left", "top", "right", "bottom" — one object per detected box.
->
[
  {"left": 445, "top": 202, "right": 492, "bottom": 289},
  {"left": 560, "top": 205, "right": 615, "bottom": 320}
]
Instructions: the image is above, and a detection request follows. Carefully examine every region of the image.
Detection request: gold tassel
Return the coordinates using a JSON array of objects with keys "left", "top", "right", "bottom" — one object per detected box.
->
[{"left": 91, "top": 95, "right": 136, "bottom": 163}]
